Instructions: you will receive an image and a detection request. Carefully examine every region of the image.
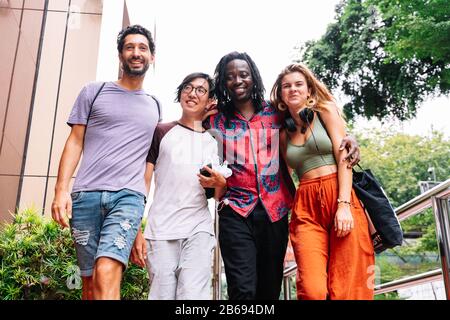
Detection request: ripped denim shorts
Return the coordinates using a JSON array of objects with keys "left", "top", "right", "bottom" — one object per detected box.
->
[{"left": 69, "top": 188, "right": 145, "bottom": 277}]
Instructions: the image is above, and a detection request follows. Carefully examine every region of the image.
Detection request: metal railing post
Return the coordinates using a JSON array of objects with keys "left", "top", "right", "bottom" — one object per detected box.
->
[
  {"left": 283, "top": 276, "right": 291, "bottom": 300},
  {"left": 212, "top": 202, "right": 222, "bottom": 300},
  {"left": 432, "top": 196, "right": 450, "bottom": 299}
]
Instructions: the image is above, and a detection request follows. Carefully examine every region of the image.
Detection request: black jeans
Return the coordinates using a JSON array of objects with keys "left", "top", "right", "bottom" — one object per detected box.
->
[{"left": 218, "top": 202, "right": 289, "bottom": 300}]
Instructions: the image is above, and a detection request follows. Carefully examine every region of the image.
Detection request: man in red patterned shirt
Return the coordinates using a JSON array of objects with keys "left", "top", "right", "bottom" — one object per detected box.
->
[{"left": 205, "top": 52, "right": 360, "bottom": 300}]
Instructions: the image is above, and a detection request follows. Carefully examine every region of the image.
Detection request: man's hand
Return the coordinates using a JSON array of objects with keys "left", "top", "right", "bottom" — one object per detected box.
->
[
  {"left": 51, "top": 190, "right": 72, "bottom": 229},
  {"left": 339, "top": 134, "right": 360, "bottom": 168},
  {"left": 202, "top": 99, "right": 218, "bottom": 122},
  {"left": 130, "top": 231, "right": 147, "bottom": 268}
]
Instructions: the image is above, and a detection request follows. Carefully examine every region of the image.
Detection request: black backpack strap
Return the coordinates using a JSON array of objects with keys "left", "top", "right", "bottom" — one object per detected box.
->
[
  {"left": 86, "top": 82, "right": 106, "bottom": 126},
  {"left": 150, "top": 95, "right": 162, "bottom": 122}
]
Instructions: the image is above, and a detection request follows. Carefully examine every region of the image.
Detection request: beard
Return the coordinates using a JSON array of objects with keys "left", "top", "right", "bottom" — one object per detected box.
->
[{"left": 122, "top": 59, "right": 150, "bottom": 77}]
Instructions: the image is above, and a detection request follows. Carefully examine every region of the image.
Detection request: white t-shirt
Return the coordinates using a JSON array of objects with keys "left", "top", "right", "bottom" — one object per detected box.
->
[{"left": 144, "top": 121, "right": 217, "bottom": 240}]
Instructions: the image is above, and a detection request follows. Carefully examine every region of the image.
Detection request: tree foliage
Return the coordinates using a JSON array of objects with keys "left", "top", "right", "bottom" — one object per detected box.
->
[
  {"left": 374, "top": 0, "right": 450, "bottom": 64},
  {"left": 357, "top": 130, "right": 449, "bottom": 207},
  {"left": 300, "top": 0, "right": 450, "bottom": 121}
]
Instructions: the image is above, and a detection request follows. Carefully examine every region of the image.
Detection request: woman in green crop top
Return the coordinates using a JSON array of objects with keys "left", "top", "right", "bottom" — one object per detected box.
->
[{"left": 270, "top": 64, "right": 375, "bottom": 300}]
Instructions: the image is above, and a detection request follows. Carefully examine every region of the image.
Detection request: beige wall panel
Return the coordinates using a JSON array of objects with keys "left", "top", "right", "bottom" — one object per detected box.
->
[
  {"left": 48, "top": 0, "right": 69, "bottom": 11},
  {"left": 71, "top": 0, "right": 102, "bottom": 14},
  {"left": 18, "top": 176, "right": 46, "bottom": 212},
  {"left": 24, "top": 11, "right": 67, "bottom": 176},
  {"left": 0, "top": 137, "right": 22, "bottom": 174},
  {"left": 42, "top": 177, "right": 75, "bottom": 217},
  {"left": 43, "top": 176, "right": 55, "bottom": 217},
  {"left": 0, "top": 176, "right": 19, "bottom": 224},
  {"left": 0, "top": 9, "right": 21, "bottom": 138},
  {"left": 0, "top": 10, "right": 42, "bottom": 175},
  {"left": 2, "top": 0, "right": 24, "bottom": 9},
  {"left": 24, "top": 0, "right": 45, "bottom": 9},
  {"left": 17, "top": 8, "right": 43, "bottom": 65},
  {"left": 49, "top": 13, "right": 101, "bottom": 176},
  {"left": 19, "top": 175, "right": 75, "bottom": 218}
]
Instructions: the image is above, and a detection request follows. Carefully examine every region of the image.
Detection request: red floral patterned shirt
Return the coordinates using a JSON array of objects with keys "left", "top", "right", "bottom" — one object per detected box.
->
[{"left": 206, "top": 101, "right": 295, "bottom": 222}]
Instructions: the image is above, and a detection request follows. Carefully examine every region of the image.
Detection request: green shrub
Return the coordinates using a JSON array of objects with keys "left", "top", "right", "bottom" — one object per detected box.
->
[
  {"left": 0, "top": 208, "right": 149, "bottom": 300},
  {"left": 375, "top": 291, "right": 401, "bottom": 300}
]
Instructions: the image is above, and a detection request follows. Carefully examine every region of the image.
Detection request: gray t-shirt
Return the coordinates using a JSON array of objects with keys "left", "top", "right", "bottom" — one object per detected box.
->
[{"left": 67, "top": 81, "right": 160, "bottom": 196}]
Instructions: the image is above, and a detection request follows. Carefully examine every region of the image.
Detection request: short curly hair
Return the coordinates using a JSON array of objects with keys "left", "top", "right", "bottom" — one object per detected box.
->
[{"left": 117, "top": 24, "right": 155, "bottom": 54}]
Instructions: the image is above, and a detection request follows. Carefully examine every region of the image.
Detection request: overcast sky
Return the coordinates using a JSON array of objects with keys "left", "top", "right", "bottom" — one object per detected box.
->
[{"left": 122, "top": 0, "right": 449, "bottom": 137}]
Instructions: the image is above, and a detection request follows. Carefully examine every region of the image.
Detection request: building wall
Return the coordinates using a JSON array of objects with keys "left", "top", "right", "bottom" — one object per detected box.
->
[{"left": 0, "top": 0, "right": 103, "bottom": 222}]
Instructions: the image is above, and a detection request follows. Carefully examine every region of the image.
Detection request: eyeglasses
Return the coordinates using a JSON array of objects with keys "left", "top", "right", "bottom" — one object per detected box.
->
[{"left": 182, "top": 84, "right": 208, "bottom": 97}]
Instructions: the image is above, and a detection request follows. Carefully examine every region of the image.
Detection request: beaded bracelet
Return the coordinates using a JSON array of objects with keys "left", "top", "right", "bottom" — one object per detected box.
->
[{"left": 337, "top": 199, "right": 351, "bottom": 206}]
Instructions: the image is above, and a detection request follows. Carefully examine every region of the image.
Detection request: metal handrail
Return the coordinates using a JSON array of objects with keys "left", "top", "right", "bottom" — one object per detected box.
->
[
  {"left": 212, "top": 202, "right": 222, "bottom": 300},
  {"left": 283, "top": 264, "right": 297, "bottom": 278},
  {"left": 281, "top": 178, "right": 450, "bottom": 300},
  {"left": 374, "top": 269, "right": 443, "bottom": 295},
  {"left": 212, "top": 179, "right": 450, "bottom": 299},
  {"left": 396, "top": 179, "right": 450, "bottom": 221}
]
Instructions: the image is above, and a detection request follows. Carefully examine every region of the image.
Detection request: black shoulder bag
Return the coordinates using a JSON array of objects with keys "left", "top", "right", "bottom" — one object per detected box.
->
[{"left": 352, "top": 165, "right": 403, "bottom": 253}]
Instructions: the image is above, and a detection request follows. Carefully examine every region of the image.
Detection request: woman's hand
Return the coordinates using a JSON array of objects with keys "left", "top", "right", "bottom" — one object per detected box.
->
[
  {"left": 334, "top": 204, "right": 354, "bottom": 237},
  {"left": 197, "top": 166, "right": 226, "bottom": 189}
]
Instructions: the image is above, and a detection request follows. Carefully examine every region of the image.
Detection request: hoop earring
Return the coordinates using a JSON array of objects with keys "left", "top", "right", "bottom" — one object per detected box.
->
[
  {"left": 277, "top": 103, "right": 287, "bottom": 111},
  {"left": 306, "top": 96, "right": 316, "bottom": 107}
]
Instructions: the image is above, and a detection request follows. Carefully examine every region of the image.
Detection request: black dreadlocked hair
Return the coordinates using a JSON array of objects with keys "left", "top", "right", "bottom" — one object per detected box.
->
[
  {"left": 117, "top": 24, "right": 155, "bottom": 54},
  {"left": 214, "top": 52, "right": 265, "bottom": 128}
]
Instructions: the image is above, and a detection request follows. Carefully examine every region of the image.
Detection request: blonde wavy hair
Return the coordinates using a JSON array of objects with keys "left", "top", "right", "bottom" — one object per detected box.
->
[{"left": 270, "top": 63, "right": 345, "bottom": 120}]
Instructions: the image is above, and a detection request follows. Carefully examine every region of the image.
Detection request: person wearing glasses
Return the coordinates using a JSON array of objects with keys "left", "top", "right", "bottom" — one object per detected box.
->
[
  {"left": 131, "top": 72, "right": 227, "bottom": 299},
  {"left": 203, "top": 52, "right": 361, "bottom": 300},
  {"left": 270, "top": 63, "right": 374, "bottom": 300}
]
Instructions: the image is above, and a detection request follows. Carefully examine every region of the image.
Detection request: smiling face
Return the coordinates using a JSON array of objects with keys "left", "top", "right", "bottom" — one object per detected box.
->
[
  {"left": 180, "top": 77, "right": 211, "bottom": 116},
  {"left": 280, "top": 71, "right": 311, "bottom": 112},
  {"left": 225, "top": 59, "right": 254, "bottom": 103},
  {"left": 119, "top": 34, "right": 154, "bottom": 77}
]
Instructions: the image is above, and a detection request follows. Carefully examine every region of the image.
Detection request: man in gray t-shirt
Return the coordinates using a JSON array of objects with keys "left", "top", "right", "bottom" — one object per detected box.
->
[
  {"left": 68, "top": 81, "right": 159, "bottom": 196},
  {"left": 51, "top": 25, "right": 160, "bottom": 300}
]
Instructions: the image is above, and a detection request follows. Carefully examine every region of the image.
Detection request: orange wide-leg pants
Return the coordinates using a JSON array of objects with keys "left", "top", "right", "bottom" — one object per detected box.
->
[{"left": 290, "top": 173, "right": 375, "bottom": 300}]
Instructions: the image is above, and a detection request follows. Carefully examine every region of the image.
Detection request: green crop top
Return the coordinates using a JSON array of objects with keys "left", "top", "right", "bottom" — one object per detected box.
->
[{"left": 286, "top": 115, "right": 336, "bottom": 178}]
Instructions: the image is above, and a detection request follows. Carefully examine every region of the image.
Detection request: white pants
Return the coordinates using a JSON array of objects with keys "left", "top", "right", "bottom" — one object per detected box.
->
[{"left": 145, "top": 232, "right": 216, "bottom": 300}]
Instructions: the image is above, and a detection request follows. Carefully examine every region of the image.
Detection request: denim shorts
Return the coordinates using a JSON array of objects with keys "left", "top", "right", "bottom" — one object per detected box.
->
[{"left": 69, "top": 188, "right": 145, "bottom": 277}]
